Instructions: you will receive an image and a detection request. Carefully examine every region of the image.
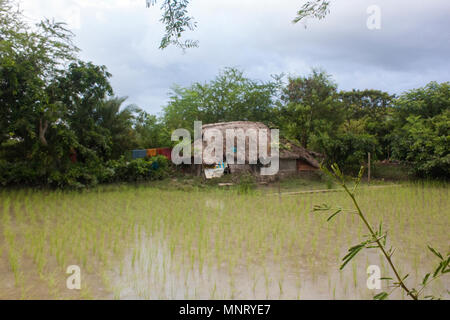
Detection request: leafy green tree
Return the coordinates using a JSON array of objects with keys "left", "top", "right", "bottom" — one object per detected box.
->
[
  {"left": 134, "top": 110, "right": 172, "bottom": 148},
  {"left": 163, "top": 68, "right": 281, "bottom": 131},
  {"left": 53, "top": 60, "right": 114, "bottom": 161},
  {"left": 0, "top": 0, "right": 78, "bottom": 165},
  {"left": 394, "top": 81, "right": 449, "bottom": 120},
  {"left": 338, "top": 89, "right": 395, "bottom": 159},
  {"left": 312, "top": 131, "right": 379, "bottom": 172},
  {"left": 95, "top": 97, "right": 140, "bottom": 159},
  {"left": 279, "top": 75, "right": 392, "bottom": 172},
  {"left": 278, "top": 69, "right": 341, "bottom": 148},
  {"left": 390, "top": 82, "right": 449, "bottom": 178}
]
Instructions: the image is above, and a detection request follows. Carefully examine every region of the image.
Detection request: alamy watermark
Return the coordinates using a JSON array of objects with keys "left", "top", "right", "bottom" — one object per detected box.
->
[
  {"left": 367, "top": 265, "right": 382, "bottom": 290},
  {"left": 66, "top": 265, "right": 81, "bottom": 290},
  {"left": 170, "top": 121, "right": 280, "bottom": 175},
  {"left": 367, "top": 5, "right": 381, "bottom": 30}
]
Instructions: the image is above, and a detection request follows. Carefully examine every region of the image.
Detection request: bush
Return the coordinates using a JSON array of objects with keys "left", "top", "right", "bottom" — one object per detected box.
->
[
  {"left": 0, "top": 155, "right": 171, "bottom": 189},
  {"left": 0, "top": 160, "right": 45, "bottom": 186},
  {"left": 313, "top": 132, "right": 380, "bottom": 175},
  {"left": 47, "top": 164, "right": 98, "bottom": 189},
  {"left": 106, "top": 155, "right": 170, "bottom": 183}
]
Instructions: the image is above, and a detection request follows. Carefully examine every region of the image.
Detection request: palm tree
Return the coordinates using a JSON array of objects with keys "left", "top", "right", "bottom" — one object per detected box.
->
[{"left": 95, "top": 97, "right": 139, "bottom": 159}]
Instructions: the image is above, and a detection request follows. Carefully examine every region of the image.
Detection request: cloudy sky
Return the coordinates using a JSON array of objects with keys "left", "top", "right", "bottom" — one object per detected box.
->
[{"left": 21, "top": 0, "right": 450, "bottom": 115}]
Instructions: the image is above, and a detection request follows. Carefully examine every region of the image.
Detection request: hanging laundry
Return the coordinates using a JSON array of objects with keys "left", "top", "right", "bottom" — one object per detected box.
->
[
  {"left": 147, "top": 148, "right": 157, "bottom": 157},
  {"left": 156, "top": 147, "right": 172, "bottom": 161},
  {"left": 132, "top": 150, "right": 147, "bottom": 159}
]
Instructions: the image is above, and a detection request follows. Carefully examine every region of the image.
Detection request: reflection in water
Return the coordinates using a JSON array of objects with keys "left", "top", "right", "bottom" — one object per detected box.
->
[
  {"left": 109, "top": 231, "right": 447, "bottom": 300},
  {"left": 0, "top": 185, "right": 448, "bottom": 300}
]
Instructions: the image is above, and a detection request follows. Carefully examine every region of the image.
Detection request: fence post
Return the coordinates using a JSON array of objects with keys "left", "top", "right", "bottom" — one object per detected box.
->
[{"left": 368, "top": 152, "right": 371, "bottom": 185}]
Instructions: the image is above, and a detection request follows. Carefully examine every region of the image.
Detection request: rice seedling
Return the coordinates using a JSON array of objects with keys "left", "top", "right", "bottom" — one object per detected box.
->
[
  {"left": 0, "top": 179, "right": 447, "bottom": 299},
  {"left": 315, "top": 165, "right": 450, "bottom": 300}
]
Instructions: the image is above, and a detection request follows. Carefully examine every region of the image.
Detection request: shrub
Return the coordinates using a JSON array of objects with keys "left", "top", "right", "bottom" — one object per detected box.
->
[
  {"left": 0, "top": 160, "right": 45, "bottom": 186},
  {"left": 105, "top": 155, "right": 170, "bottom": 183},
  {"left": 0, "top": 155, "right": 172, "bottom": 189}
]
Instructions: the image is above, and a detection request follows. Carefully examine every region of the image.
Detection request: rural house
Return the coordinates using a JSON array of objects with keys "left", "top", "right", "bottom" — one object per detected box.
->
[{"left": 184, "top": 121, "right": 321, "bottom": 178}]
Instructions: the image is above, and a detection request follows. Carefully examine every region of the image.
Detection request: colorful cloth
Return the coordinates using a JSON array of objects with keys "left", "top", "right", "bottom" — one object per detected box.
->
[
  {"left": 156, "top": 148, "right": 172, "bottom": 161},
  {"left": 147, "top": 149, "right": 157, "bottom": 157},
  {"left": 132, "top": 149, "right": 147, "bottom": 159}
]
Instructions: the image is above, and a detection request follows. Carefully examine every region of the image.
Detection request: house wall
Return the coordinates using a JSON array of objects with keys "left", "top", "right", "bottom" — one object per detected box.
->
[
  {"left": 297, "top": 159, "right": 317, "bottom": 171},
  {"left": 229, "top": 164, "right": 254, "bottom": 174},
  {"left": 279, "top": 159, "right": 297, "bottom": 173},
  {"left": 182, "top": 159, "right": 317, "bottom": 178},
  {"left": 180, "top": 164, "right": 202, "bottom": 176}
]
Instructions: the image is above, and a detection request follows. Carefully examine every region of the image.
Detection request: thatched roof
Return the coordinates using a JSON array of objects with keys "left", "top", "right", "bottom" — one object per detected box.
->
[
  {"left": 193, "top": 121, "right": 320, "bottom": 168},
  {"left": 194, "top": 121, "right": 272, "bottom": 164},
  {"left": 279, "top": 139, "right": 320, "bottom": 168}
]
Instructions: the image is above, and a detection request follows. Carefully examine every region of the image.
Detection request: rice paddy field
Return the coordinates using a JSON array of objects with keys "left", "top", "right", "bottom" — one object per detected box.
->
[{"left": 0, "top": 181, "right": 448, "bottom": 300}]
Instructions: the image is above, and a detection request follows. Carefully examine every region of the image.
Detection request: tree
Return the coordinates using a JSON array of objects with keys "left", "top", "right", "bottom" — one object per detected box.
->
[
  {"left": 0, "top": 0, "right": 78, "bottom": 160},
  {"left": 312, "top": 131, "right": 379, "bottom": 172},
  {"left": 338, "top": 89, "right": 395, "bottom": 159},
  {"left": 278, "top": 69, "right": 340, "bottom": 148},
  {"left": 146, "top": 0, "right": 331, "bottom": 50},
  {"left": 390, "top": 82, "right": 450, "bottom": 178},
  {"left": 163, "top": 67, "right": 281, "bottom": 132},
  {"left": 394, "top": 81, "right": 449, "bottom": 120},
  {"left": 134, "top": 110, "right": 172, "bottom": 148},
  {"left": 95, "top": 97, "right": 140, "bottom": 159},
  {"left": 53, "top": 60, "right": 114, "bottom": 161}
]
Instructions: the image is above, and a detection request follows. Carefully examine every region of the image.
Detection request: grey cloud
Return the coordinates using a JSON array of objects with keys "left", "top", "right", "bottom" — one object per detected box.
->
[{"left": 23, "top": 0, "right": 450, "bottom": 114}]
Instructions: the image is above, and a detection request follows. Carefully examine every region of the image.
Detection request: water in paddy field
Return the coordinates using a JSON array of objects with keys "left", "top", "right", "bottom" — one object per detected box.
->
[
  {"left": 105, "top": 193, "right": 449, "bottom": 300},
  {"left": 106, "top": 231, "right": 449, "bottom": 300},
  {"left": 0, "top": 184, "right": 448, "bottom": 300}
]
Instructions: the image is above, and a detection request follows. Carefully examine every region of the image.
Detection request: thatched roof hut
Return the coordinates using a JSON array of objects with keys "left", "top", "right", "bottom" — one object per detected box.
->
[
  {"left": 279, "top": 139, "right": 320, "bottom": 169},
  {"left": 195, "top": 121, "right": 272, "bottom": 164},
  {"left": 193, "top": 121, "right": 320, "bottom": 170}
]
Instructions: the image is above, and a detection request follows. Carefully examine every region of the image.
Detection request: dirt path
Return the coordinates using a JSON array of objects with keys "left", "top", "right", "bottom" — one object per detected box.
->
[{"left": 268, "top": 184, "right": 402, "bottom": 196}]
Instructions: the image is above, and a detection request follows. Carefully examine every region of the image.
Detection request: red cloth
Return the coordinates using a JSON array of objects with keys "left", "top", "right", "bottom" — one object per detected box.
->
[{"left": 156, "top": 148, "right": 171, "bottom": 161}]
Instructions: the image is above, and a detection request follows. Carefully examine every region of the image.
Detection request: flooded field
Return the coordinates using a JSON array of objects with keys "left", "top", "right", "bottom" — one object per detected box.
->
[{"left": 0, "top": 182, "right": 448, "bottom": 300}]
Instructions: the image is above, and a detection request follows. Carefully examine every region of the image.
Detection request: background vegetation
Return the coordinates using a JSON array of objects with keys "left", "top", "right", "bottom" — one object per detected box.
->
[{"left": 0, "top": 0, "right": 448, "bottom": 189}]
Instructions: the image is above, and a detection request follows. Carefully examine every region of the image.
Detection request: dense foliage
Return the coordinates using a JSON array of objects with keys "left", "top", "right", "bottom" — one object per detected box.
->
[
  {"left": 0, "top": 1, "right": 170, "bottom": 188},
  {"left": 390, "top": 82, "right": 449, "bottom": 178},
  {"left": 0, "top": 0, "right": 448, "bottom": 188}
]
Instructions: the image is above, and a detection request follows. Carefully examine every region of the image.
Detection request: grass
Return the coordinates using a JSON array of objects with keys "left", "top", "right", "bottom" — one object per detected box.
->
[{"left": 0, "top": 180, "right": 448, "bottom": 299}]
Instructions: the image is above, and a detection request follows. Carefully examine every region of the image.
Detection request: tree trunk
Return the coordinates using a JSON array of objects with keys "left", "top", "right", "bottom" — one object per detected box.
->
[{"left": 39, "top": 118, "right": 49, "bottom": 146}]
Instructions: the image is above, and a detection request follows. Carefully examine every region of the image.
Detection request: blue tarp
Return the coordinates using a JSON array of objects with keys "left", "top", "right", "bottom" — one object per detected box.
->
[
  {"left": 132, "top": 149, "right": 147, "bottom": 159},
  {"left": 151, "top": 161, "right": 159, "bottom": 170}
]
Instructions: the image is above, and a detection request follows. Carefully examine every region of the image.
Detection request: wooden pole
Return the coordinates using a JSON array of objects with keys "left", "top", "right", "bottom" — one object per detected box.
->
[
  {"left": 368, "top": 152, "right": 371, "bottom": 185},
  {"left": 278, "top": 178, "right": 281, "bottom": 202}
]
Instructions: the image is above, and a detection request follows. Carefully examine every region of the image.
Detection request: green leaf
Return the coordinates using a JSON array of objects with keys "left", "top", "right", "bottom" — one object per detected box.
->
[
  {"left": 327, "top": 209, "right": 342, "bottom": 221},
  {"left": 340, "top": 244, "right": 364, "bottom": 270},
  {"left": 331, "top": 163, "right": 344, "bottom": 180},
  {"left": 313, "top": 203, "right": 331, "bottom": 212},
  {"left": 422, "top": 273, "right": 430, "bottom": 285},
  {"left": 352, "top": 166, "right": 364, "bottom": 193},
  {"left": 433, "top": 261, "right": 444, "bottom": 277},
  {"left": 428, "top": 245, "right": 443, "bottom": 260},
  {"left": 441, "top": 257, "right": 450, "bottom": 273},
  {"left": 373, "top": 292, "right": 389, "bottom": 300}
]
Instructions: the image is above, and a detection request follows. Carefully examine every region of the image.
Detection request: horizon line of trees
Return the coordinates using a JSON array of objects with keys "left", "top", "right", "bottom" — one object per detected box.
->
[{"left": 1, "top": 0, "right": 448, "bottom": 188}]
